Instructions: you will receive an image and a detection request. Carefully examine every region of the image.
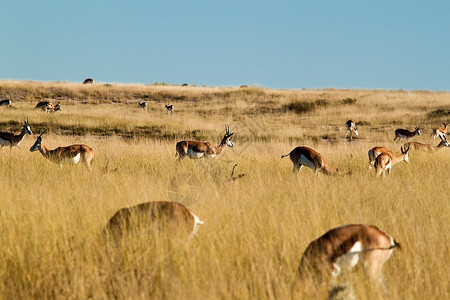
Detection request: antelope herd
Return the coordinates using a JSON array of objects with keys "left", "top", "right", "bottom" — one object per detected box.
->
[{"left": 1, "top": 91, "right": 448, "bottom": 298}]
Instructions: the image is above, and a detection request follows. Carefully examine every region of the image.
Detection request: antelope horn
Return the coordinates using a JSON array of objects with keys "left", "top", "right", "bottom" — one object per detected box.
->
[{"left": 39, "top": 130, "right": 46, "bottom": 138}]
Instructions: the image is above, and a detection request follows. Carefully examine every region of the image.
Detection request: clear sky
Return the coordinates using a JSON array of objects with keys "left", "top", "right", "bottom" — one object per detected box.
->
[{"left": 1, "top": 1, "right": 449, "bottom": 90}]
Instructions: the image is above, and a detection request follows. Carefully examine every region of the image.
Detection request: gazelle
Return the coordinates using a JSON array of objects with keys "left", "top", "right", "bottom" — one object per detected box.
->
[
  {"left": 367, "top": 146, "right": 396, "bottom": 169},
  {"left": 432, "top": 122, "right": 448, "bottom": 141},
  {"left": 0, "top": 119, "right": 32, "bottom": 150},
  {"left": 83, "top": 78, "right": 94, "bottom": 84},
  {"left": 41, "top": 101, "right": 61, "bottom": 113},
  {"left": 30, "top": 132, "right": 94, "bottom": 169},
  {"left": 138, "top": 101, "right": 147, "bottom": 111},
  {"left": 35, "top": 101, "right": 52, "bottom": 109},
  {"left": 165, "top": 104, "right": 174, "bottom": 114},
  {"left": 374, "top": 145, "right": 410, "bottom": 177},
  {"left": 0, "top": 99, "right": 11, "bottom": 106},
  {"left": 175, "top": 124, "right": 234, "bottom": 160},
  {"left": 404, "top": 137, "right": 450, "bottom": 153},
  {"left": 281, "top": 146, "right": 337, "bottom": 175},
  {"left": 393, "top": 126, "right": 421, "bottom": 142},
  {"left": 240, "top": 85, "right": 248, "bottom": 88},
  {"left": 104, "top": 201, "right": 204, "bottom": 239},
  {"left": 298, "top": 224, "right": 400, "bottom": 292},
  {"left": 344, "top": 120, "right": 359, "bottom": 140}
]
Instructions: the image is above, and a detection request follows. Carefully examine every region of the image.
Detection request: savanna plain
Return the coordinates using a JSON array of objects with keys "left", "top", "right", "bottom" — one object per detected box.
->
[{"left": 0, "top": 81, "right": 449, "bottom": 299}]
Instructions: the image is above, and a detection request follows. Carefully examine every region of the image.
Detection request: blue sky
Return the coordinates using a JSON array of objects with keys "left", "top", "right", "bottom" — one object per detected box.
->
[{"left": 1, "top": 1, "right": 449, "bottom": 90}]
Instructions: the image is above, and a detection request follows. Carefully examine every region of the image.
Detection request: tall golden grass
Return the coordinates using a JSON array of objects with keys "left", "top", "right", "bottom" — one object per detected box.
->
[{"left": 0, "top": 80, "right": 449, "bottom": 299}]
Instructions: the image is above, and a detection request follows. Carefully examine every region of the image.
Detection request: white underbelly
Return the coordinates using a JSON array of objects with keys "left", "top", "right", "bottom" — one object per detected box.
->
[
  {"left": 187, "top": 149, "right": 205, "bottom": 159},
  {"left": 333, "top": 242, "right": 361, "bottom": 276},
  {"left": 62, "top": 153, "right": 81, "bottom": 164},
  {"left": 298, "top": 154, "right": 316, "bottom": 170}
]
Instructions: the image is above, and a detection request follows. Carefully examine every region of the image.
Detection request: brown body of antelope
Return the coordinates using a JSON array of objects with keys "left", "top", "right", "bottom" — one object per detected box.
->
[
  {"left": 374, "top": 145, "right": 409, "bottom": 177},
  {"left": 83, "top": 78, "right": 94, "bottom": 84},
  {"left": 432, "top": 123, "right": 448, "bottom": 141},
  {"left": 0, "top": 99, "right": 11, "bottom": 106},
  {"left": 138, "top": 101, "right": 147, "bottom": 111},
  {"left": 367, "top": 146, "right": 396, "bottom": 169},
  {"left": 0, "top": 119, "right": 32, "bottom": 150},
  {"left": 240, "top": 85, "right": 248, "bottom": 88},
  {"left": 298, "top": 224, "right": 400, "bottom": 291},
  {"left": 35, "top": 101, "right": 52, "bottom": 109},
  {"left": 404, "top": 138, "right": 450, "bottom": 153},
  {"left": 165, "top": 104, "right": 174, "bottom": 113},
  {"left": 30, "top": 132, "right": 94, "bottom": 169},
  {"left": 105, "top": 201, "right": 204, "bottom": 239},
  {"left": 41, "top": 101, "right": 61, "bottom": 113},
  {"left": 176, "top": 125, "right": 234, "bottom": 160},
  {"left": 394, "top": 126, "right": 421, "bottom": 142},
  {"left": 344, "top": 120, "right": 359, "bottom": 140},
  {"left": 281, "top": 146, "right": 337, "bottom": 175}
]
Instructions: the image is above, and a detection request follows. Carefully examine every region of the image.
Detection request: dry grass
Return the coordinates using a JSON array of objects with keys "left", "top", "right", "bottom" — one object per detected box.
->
[{"left": 0, "top": 80, "right": 449, "bottom": 299}]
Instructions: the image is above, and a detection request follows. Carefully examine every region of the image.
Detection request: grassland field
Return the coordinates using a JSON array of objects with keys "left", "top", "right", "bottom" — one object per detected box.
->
[{"left": 0, "top": 81, "right": 449, "bottom": 299}]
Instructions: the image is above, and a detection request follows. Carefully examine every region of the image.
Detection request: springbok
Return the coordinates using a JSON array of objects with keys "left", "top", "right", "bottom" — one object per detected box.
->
[
  {"left": 104, "top": 201, "right": 204, "bottom": 239},
  {"left": 0, "top": 119, "right": 32, "bottom": 150},
  {"left": 35, "top": 101, "right": 53, "bottom": 109},
  {"left": 165, "top": 104, "right": 174, "bottom": 114},
  {"left": 344, "top": 120, "right": 359, "bottom": 140},
  {"left": 432, "top": 122, "right": 448, "bottom": 141},
  {"left": 404, "top": 137, "right": 450, "bottom": 153},
  {"left": 281, "top": 146, "right": 337, "bottom": 175},
  {"left": 30, "top": 132, "right": 94, "bottom": 169},
  {"left": 393, "top": 126, "right": 421, "bottom": 142},
  {"left": 374, "top": 145, "right": 410, "bottom": 177},
  {"left": 182, "top": 83, "right": 188, "bottom": 87},
  {"left": 83, "top": 78, "right": 94, "bottom": 84},
  {"left": 175, "top": 125, "right": 234, "bottom": 160},
  {"left": 240, "top": 85, "right": 248, "bottom": 88},
  {"left": 138, "top": 101, "right": 147, "bottom": 111},
  {"left": 41, "top": 101, "right": 61, "bottom": 113},
  {"left": 367, "top": 146, "right": 396, "bottom": 169},
  {"left": 298, "top": 224, "right": 400, "bottom": 292},
  {"left": 0, "top": 99, "right": 11, "bottom": 106}
]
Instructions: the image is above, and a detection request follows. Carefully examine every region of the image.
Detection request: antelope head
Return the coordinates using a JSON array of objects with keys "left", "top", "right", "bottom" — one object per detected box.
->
[
  {"left": 401, "top": 144, "right": 410, "bottom": 162},
  {"left": 414, "top": 126, "right": 421, "bottom": 135},
  {"left": 23, "top": 118, "right": 32, "bottom": 135},
  {"left": 30, "top": 131, "right": 46, "bottom": 152},
  {"left": 224, "top": 124, "right": 235, "bottom": 147}
]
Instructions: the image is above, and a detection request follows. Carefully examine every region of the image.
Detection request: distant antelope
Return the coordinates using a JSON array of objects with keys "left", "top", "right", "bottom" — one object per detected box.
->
[
  {"left": 229, "top": 164, "right": 246, "bottom": 182},
  {"left": 281, "top": 146, "right": 337, "bottom": 176},
  {"left": 83, "top": 78, "right": 94, "bottom": 84},
  {"left": 165, "top": 104, "right": 174, "bottom": 114},
  {"left": 344, "top": 120, "right": 359, "bottom": 140},
  {"left": 0, "top": 118, "right": 32, "bottom": 150},
  {"left": 0, "top": 99, "right": 11, "bottom": 106},
  {"left": 105, "top": 201, "right": 204, "bottom": 239},
  {"left": 240, "top": 85, "right": 248, "bottom": 88},
  {"left": 41, "top": 101, "right": 61, "bottom": 113},
  {"left": 30, "top": 132, "right": 94, "bottom": 169},
  {"left": 374, "top": 145, "right": 410, "bottom": 177},
  {"left": 298, "top": 224, "right": 400, "bottom": 292},
  {"left": 182, "top": 83, "right": 188, "bottom": 87},
  {"left": 432, "top": 122, "right": 448, "bottom": 141},
  {"left": 138, "top": 101, "right": 147, "bottom": 111},
  {"left": 175, "top": 124, "right": 234, "bottom": 160},
  {"left": 393, "top": 126, "right": 421, "bottom": 142},
  {"left": 404, "top": 137, "right": 450, "bottom": 153},
  {"left": 35, "top": 101, "right": 52, "bottom": 109}
]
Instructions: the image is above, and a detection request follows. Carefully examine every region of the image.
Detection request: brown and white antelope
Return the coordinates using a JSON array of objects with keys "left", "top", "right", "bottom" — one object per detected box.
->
[
  {"left": 41, "top": 101, "right": 61, "bottom": 113},
  {"left": 138, "top": 101, "right": 147, "bottom": 111},
  {"left": 393, "top": 126, "right": 421, "bottom": 142},
  {"left": 30, "top": 132, "right": 94, "bottom": 169},
  {"left": 404, "top": 137, "right": 450, "bottom": 153},
  {"left": 374, "top": 145, "right": 410, "bottom": 177},
  {"left": 0, "top": 99, "right": 11, "bottom": 106},
  {"left": 298, "top": 224, "right": 400, "bottom": 292},
  {"left": 0, "top": 119, "right": 32, "bottom": 150},
  {"left": 344, "top": 120, "right": 359, "bottom": 140},
  {"left": 367, "top": 146, "right": 396, "bottom": 169},
  {"left": 165, "top": 104, "right": 174, "bottom": 114},
  {"left": 104, "top": 201, "right": 204, "bottom": 239},
  {"left": 281, "top": 146, "right": 337, "bottom": 176},
  {"left": 83, "top": 78, "right": 94, "bottom": 84},
  {"left": 432, "top": 122, "right": 448, "bottom": 141},
  {"left": 35, "top": 101, "right": 52, "bottom": 109},
  {"left": 175, "top": 125, "right": 234, "bottom": 160}
]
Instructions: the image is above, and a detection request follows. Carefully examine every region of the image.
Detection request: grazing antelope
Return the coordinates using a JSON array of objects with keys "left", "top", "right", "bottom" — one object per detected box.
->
[
  {"left": 138, "top": 101, "right": 147, "bottom": 111},
  {"left": 41, "top": 101, "right": 61, "bottom": 113},
  {"left": 175, "top": 124, "right": 234, "bottom": 160},
  {"left": 229, "top": 164, "right": 246, "bottom": 182},
  {"left": 105, "top": 201, "right": 204, "bottom": 239},
  {"left": 404, "top": 137, "right": 450, "bottom": 153},
  {"left": 298, "top": 224, "right": 400, "bottom": 292},
  {"left": 240, "top": 85, "right": 248, "bottom": 88},
  {"left": 344, "top": 120, "right": 359, "bottom": 140},
  {"left": 393, "top": 126, "right": 421, "bottom": 142},
  {"left": 281, "top": 146, "right": 337, "bottom": 176},
  {"left": 0, "top": 99, "right": 11, "bottom": 106},
  {"left": 30, "top": 132, "right": 94, "bottom": 169},
  {"left": 374, "top": 145, "right": 410, "bottom": 177},
  {"left": 0, "top": 119, "right": 32, "bottom": 150},
  {"left": 165, "top": 104, "right": 174, "bottom": 114},
  {"left": 367, "top": 146, "right": 396, "bottom": 169},
  {"left": 432, "top": 122, "right": 448, "bottom": 141},
  {"left": 35, "top": 101, "right": 53, "bottom": 109},
  {"left": 83, "top": 78, "right": 94, "bottom": 84}
]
